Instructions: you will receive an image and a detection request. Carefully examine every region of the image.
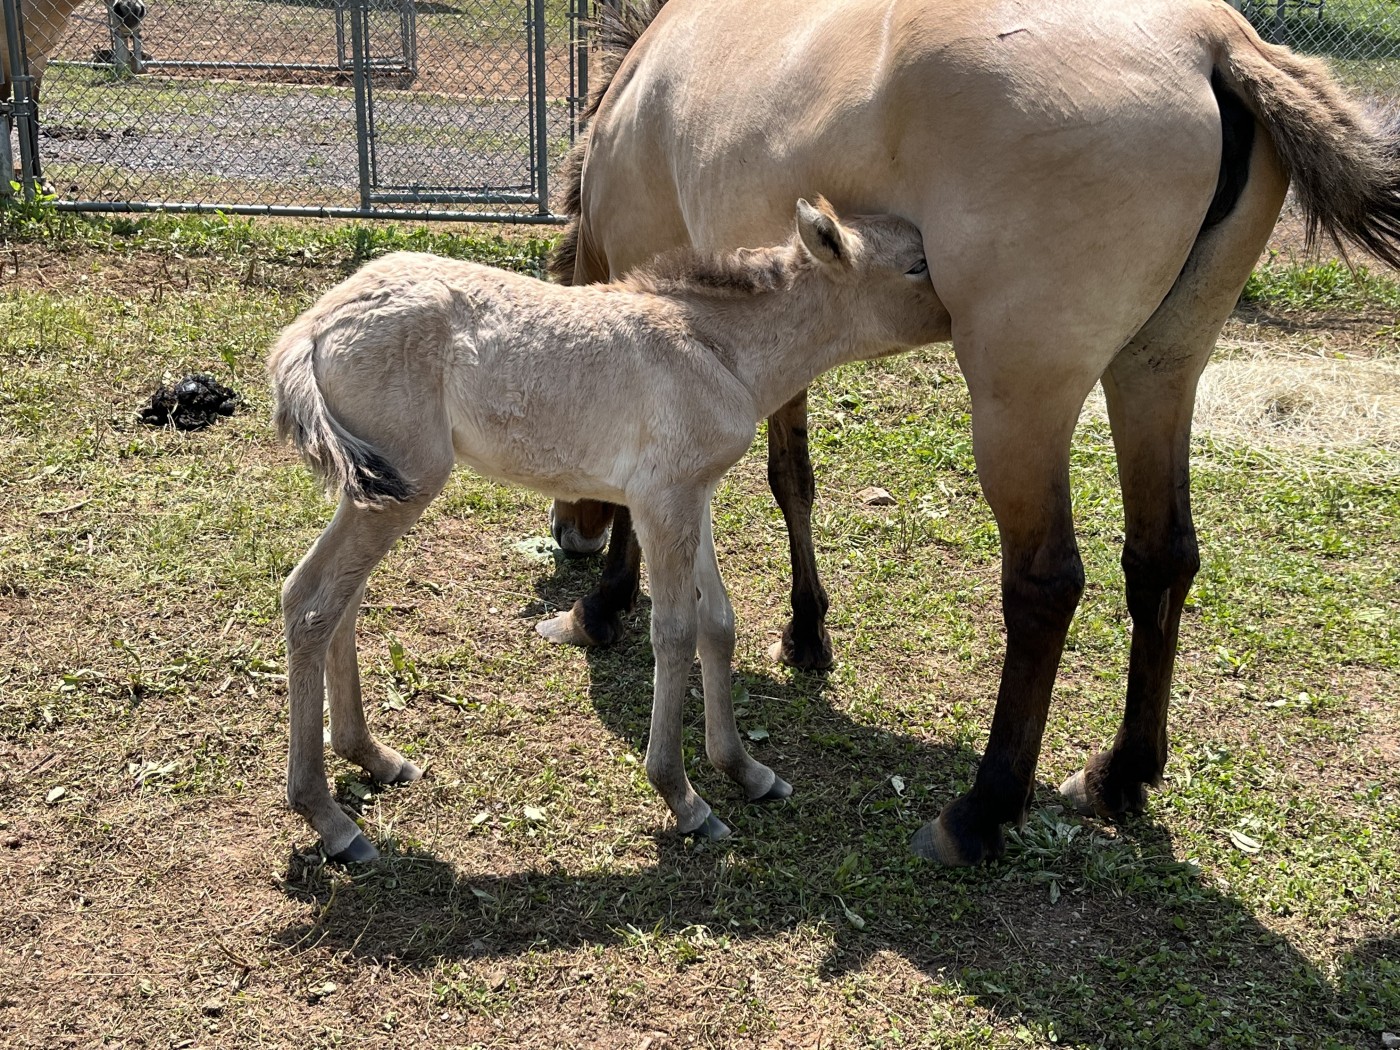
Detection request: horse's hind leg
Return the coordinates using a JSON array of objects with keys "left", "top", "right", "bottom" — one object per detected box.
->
[
  {"left": 1061, "top": 134, "right": 1288, "bottom": 819},
  {"left": 694, "top": 503, "right": 792, "bottom": 803},
  {"left": 326, "top": 580, "right": 421, "bottom": 786},
  {"left": 284, "top": 480, "right": 446, "bottom": 863},
  {"left": 766, "top": 389, "right": 834, "bottom": 671}
]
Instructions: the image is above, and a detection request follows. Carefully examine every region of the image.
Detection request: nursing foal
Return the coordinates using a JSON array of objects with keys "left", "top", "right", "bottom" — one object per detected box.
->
[{"left": 271, "top": 199, "right": 947, "bottom": 862}]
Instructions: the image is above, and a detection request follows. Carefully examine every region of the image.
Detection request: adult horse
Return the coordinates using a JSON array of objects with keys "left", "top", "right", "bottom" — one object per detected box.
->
[{"left": 539, "top": 0, "right": 1400, "bottom": 865}]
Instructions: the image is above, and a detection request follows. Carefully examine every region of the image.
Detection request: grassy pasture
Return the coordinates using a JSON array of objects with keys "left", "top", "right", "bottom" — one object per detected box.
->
[{"left": 0, "top": 209, "right": 1397, "bottom": 1049}]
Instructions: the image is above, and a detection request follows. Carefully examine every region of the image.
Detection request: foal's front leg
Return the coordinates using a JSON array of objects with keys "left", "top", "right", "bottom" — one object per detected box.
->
[
  {"left": 631, "top": 501, "right": 729, "bottom": 839},
  {"left": 694, "top": 503, "right": 792, "bottom": 803}
]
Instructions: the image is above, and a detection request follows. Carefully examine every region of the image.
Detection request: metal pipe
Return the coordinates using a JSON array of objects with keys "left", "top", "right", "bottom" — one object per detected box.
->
[
  {"left": 2, "top": 0, "right": 37, "bottom": 199},
  {"left": 349, "top": 0, "right": 374, "bottom": 210},
  {"left": 531, "top": 0, "right": 549, "bottom": 215},
  {"left": 50, "top": 198, "right": 567, "bottom": 223}
]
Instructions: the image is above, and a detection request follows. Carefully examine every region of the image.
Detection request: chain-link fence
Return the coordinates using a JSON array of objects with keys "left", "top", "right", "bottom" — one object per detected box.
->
[
  {"left": 3, "top": 1, "right": 1398, "bottom": 222},
  {"left": 2, "top": 0, "right": 586, "bottom": 221},
  {"left": 1234, "top": 0, "right": 1400, "bottom": 102}
]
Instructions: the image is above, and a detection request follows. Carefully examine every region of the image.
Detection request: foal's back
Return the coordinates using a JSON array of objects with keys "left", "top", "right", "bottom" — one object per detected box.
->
[{"left": 284, "top": 252, "right": 753, "bottom": 505}]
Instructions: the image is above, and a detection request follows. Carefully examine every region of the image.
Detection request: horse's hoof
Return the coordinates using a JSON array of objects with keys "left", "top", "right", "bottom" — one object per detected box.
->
[
  {"left": 682, "top": 813, "right": 732, "bottom": 840},
  {"left": 536, "top": 609, "right": 597, "bottom": 647},
  {"left": 749, "top": 776, "right": 793, "bottom": 803},
  {"left": 910, "top": 819, "right": 975, "bottom": 866},
  {"left": 767, "top": 630, "right": 835, "bottom": 672},
  {"left": 1058, "top": 769, "right": 1095, "bottom": 816},
  {"left": 391, "top": 760, "right": 423, "bottom": 786},
  {"left": 328, "top": 832, "right": 380, "bottom": 865}
]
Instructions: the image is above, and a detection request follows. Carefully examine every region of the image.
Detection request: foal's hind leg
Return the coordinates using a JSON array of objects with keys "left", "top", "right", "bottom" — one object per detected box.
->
[
  {"left": 766, "top": 389, "right": 834, "bottom": 670},
  {"left": 326, "top": 581, "right": 422, "bottom": 786},
  {"left": 284, "top": 485, "right": 445, "bottom": 863},
  {"left": 694, "top": 503, "right": 792, "bottom": 803},
  {"left": 1060, "top": 136, "right": 1288, "bottom": 820}
]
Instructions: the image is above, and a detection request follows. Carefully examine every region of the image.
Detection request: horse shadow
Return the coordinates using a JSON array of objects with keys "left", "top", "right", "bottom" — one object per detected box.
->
[{"left": 274, "top": 560, "right": 1395, "bottom": 1044}]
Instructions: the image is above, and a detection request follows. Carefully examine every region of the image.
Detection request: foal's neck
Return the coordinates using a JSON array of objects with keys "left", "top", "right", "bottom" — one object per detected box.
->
[{"left": 677, "top": 267, "right": 867, "bottom": 420}]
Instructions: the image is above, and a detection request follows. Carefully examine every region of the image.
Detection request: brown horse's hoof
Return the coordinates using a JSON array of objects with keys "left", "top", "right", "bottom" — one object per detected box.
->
[
  {"left": 768, "top": 625, "right": 834, "bottom": 671},
  {"left": 536, "top": 608, "right": 598, "bottom": 647},
  {"left": 911, "top": 799, "right": 1006, "bottom": 866},
  {"left": 1059, "top": 757, "right": 1152, "bottom": 821}
]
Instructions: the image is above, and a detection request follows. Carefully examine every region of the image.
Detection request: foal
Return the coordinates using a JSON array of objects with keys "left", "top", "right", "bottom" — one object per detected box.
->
[{"left": 272, "top": 199, "right": 946, "bottom": 862}]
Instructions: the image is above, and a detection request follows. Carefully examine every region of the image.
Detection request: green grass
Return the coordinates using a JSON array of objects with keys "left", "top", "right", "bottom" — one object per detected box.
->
[
  {"left": 1242, "top": 255, "right": 1400, "bottom": 313},
  {"left": 0, "top": 209, "right": 1396, "bottom": 1048}
]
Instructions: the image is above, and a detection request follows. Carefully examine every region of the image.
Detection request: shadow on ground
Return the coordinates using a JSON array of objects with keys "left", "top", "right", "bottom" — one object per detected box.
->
[{"left": 273, "top": 562, "right": 1395, "bottom": 1046}]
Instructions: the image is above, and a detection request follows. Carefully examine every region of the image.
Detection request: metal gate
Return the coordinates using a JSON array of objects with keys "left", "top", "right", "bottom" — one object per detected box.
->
[{"left": 1, "top": 0, "right": 590, "bottom": 222}]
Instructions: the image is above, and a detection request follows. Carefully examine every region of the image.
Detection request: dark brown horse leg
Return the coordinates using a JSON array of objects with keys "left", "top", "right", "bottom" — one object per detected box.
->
[
  {"left": 537, "top": 504, "right": 640, "bottom": 647},
  {"left": 1059, "top": 359, "right": 1198, "bottom": 819},
  {"left": 765, "top": 389, "right": 834, "bottom": 670},
  {"left": 913, "top": 392, "right": 1086, "bottom": 866},
  {"left": 1059, "top": 132, "right": 1288, "bottom": 820}
]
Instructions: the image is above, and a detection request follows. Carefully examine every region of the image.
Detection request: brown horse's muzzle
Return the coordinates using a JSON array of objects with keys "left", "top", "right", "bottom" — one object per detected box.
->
[{"left": 550, "top": 499, "right": 614, "bottom": 555}]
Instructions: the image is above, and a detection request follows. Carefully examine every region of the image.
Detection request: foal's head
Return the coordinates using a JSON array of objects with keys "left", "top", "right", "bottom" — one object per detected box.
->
[{"left": 790, "top": 197, "right": 946, "bottom": 353}]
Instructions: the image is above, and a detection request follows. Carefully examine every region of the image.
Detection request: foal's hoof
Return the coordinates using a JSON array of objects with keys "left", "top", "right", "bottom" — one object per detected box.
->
[
  {"left": 391, "top": 760, "right": 423, "bottom": 786},
  {"left": 749, "top": 775, "right": 793, "bottom": 803},
  {"left": 328, "top": 832, "right": 380, "bottom": 865},
  {"left": 682, "top": 814, "right": 732, "bottom": 841},
  {"left": 536, "top": 608, "right": 597, "bottom": 647}
]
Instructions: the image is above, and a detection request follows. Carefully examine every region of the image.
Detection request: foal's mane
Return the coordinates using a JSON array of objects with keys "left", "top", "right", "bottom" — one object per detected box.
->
[
  {"left": 619, "top": 244, "right": 805, "bottom": 299},
  {"left": 549, "top": 0, "right": 669, "bottom": 286}
]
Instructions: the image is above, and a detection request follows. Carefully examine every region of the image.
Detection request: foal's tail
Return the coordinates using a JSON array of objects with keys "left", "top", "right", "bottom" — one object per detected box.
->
[
  {"left": 1211, "top": 4, "right": 1400, "bottom": 268},
  {"left": 268, "top": 324, "right": 417, "bottom": 509}
]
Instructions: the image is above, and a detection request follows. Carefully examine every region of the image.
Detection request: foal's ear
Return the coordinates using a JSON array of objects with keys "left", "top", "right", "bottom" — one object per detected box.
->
[{"left": 796, "top": 197, "right": 848, "bottom": 266}]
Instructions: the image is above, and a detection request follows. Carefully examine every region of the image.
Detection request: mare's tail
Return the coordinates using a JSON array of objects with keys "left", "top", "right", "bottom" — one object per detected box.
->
[
  {"left": 1211, "top": 4, "right": 1400, "bottom": 268},
  {"left": 268, "top": 322, "right": 417, "bottom": 509}
]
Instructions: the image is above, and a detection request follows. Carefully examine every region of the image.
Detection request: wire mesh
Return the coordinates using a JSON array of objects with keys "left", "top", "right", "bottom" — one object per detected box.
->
[
  {"left": 1235, "top": 0, "right": 1400, "bottom": 104},
  {"left": 3, "top": 0, "right": 585, "bottom": 220},
  {"left": 5, "top": 2, "right": 1399, "bottom": 221}
]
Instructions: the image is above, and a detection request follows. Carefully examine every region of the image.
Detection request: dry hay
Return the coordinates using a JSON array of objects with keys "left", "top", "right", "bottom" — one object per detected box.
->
[{"left": 1082, "top": 349, "right": 1400, "bottom": 469}]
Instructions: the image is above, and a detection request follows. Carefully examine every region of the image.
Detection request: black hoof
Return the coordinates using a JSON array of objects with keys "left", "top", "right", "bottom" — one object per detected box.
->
[
  {"left": 328, "top": 832, "right": 379, "bottom": 864},
  {"left": 681, "top": 813, "right": 732, "bottom": 841},
  {"left": 749, "top": 776, "right": 793, "bottom": 803},
  {"left": 390, "top": 760, "right": 423, "bottom": 786}
]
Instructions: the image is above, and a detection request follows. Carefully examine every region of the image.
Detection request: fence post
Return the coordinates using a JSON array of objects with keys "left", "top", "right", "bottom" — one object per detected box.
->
[
  {"left": 348, "top": 0, "right": 374, "bottom": 210},
  {"left": 2, "top": 0, "right": 38, "bottom": 200},
  {"left": 531, "top": 0, "right": 549, "bottom": 215}
]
